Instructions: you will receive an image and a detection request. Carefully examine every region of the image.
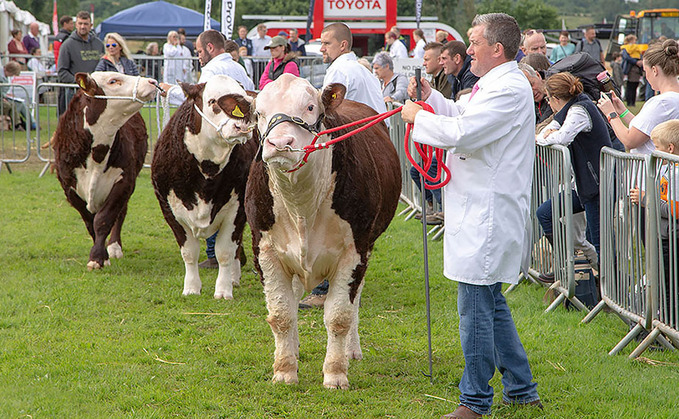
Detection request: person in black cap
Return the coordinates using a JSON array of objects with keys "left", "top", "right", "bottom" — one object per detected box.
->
[{"left": 258, "top": 35, "right": 300, "bottom": 90}]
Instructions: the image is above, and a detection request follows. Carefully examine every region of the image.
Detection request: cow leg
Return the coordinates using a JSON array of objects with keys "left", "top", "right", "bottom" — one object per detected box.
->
[
  {"left": 261, "top": 248, "right": 299, "bottom": 384},
  {"left": 65, "top": 189, "right": 95, "bottom": 240},
  {"left": 345, "top": 280, "right": 364, "bottom": 361},
  {"left": 213, "top": 224, "right": 240, "bottom": 300},
  {"left": 180, "top": 234, "right": 202, "bottom": 295},
  {"left": 107, "top": 202, "right": 128, "bottom": 260}
]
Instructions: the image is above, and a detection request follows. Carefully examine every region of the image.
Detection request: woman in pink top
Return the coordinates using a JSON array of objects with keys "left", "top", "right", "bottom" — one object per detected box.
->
[
  {"left": 258, "top": 36, "right": 300, "bottom": 90},
  {"left": 8, "top": 29, "right": 29, "bottom": 65}
]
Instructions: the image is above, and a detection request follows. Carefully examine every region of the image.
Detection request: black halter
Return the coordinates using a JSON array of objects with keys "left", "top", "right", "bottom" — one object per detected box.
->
[{"left": 261, "top": 112, "right": 324, "bottom": 143}]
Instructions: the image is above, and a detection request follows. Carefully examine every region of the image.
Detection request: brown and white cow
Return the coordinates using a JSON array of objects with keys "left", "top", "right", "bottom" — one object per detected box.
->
[
  {"left": 151, "top": 75, "right": 257, "bottom": 299},
  {"left": 53, "top": 72, "right": 158, "bottom": 270},
  {"left": 247, "top": 74, "right": 401, "bottom": 388}
]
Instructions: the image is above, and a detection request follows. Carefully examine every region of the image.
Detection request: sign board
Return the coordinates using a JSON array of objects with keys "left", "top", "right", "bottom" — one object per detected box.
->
[
  {"left": 8, "top": 72, "right": 37, "bottom": 116},
  {"left": 324, "top": 0, "right": 386, "bottom": 19},
  {"left": 393, "top": 58, "right": 431, "bottom": 82}
]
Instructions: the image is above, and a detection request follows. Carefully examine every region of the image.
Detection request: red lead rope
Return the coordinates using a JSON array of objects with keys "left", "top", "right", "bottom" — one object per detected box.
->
[{"left": 288, "top": 102, "right": 450, "bottom": 191}]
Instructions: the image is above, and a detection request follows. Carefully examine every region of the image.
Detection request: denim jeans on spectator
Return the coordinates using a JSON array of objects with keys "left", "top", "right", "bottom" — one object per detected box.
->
[
  {"left": 206, "top": 232, "right": 217, "bottom": 259},
  {"left": 457, "top": 282, "right": 539, "bottom": 415},
  {"left": 409, "top": 159, "right": 442, "bottom": 206},
  {"left": 536, "top": 190, "right": 601, "bottom": 257}
]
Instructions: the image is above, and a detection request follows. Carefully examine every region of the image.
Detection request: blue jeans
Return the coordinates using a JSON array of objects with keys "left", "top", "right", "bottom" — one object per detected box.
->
[
  {"left": 409, "top": 159, "right": 442, "bottom": 206},
  {"left": 457, "top": 282, "right": 539, "bottom": 415},
  {"left": 536, "top": 190, "right": 600, "bottom": 256},
  {"left": 206, "top": 232, "right": 217, "bottom": 259}
]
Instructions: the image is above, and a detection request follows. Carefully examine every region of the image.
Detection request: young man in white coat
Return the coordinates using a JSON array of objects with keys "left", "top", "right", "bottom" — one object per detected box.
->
[{"left": 402, "top": 13, "right": 541, "bottom": 419}]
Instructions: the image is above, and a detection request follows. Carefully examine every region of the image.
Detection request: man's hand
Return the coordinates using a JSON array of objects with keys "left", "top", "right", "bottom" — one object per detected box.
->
[
  {"left": 401, "top": 100, "right": 423, "bottom": 124},
  {"left": 407, "top": 77, "right": 432, "bottom": 101},
  {"left": 158, "top": 82, "right": 172, "bottom": 97},
  {"left": 630, "top": 188, "right": 645, "bottom": 205}
]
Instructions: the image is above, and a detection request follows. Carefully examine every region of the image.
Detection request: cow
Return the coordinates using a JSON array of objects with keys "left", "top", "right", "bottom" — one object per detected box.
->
[
  {"left": 53, "top": 72, "right": 158, "bottom": 270},
  {"left": 246, "top": 74, "right": 401, "bottom": 389},
  {"left": 151, "top": 75, "right": 257, "bottom": 299}
]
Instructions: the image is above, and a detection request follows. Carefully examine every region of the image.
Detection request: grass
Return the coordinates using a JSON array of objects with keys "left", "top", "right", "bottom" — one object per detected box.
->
[{"left": 1, "top": 163, "right": 679, "bottom": 418}]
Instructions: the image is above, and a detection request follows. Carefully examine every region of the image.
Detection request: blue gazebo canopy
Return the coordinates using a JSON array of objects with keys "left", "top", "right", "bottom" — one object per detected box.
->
[{"left": 97, "top": 0, "right": 220, "bottom": 38}]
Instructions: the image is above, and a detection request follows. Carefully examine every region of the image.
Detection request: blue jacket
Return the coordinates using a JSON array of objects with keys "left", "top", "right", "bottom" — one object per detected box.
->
[
  {"left": 95, "top": 56, "right": 139, "bottom": 76},
  {"left": 235, "top": 37, "right": 253, "bottom": 56}
]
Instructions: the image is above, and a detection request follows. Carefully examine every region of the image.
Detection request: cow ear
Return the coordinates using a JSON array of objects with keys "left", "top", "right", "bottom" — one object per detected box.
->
[
  {"left": 217, "top": 94, "right": 251, "bottom": 120},
  {"left": 75, "top": 72, "right": 97, "bottom": 96},
  {"left": 180, "top": 82, "right": 206, "bottom": 100},
  {"left": 321, "top": 83, "right": 345, "bottom": 113}
]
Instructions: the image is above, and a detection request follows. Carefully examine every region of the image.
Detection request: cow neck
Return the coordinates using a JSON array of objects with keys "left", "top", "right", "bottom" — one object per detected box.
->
[
  {"left": 268, "top": 147, "right": 333, "bottom": 222},
  {"left": 83, "top": 110, "right": 119, "bottom": 144},
  {"left": 184, "top": 130, "right": 237, "bottom": 174}
]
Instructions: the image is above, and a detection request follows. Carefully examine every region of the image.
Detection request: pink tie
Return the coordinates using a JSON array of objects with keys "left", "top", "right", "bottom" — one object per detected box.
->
[{"left": 469, "top": 83, "right": 480, "bottom": 100}]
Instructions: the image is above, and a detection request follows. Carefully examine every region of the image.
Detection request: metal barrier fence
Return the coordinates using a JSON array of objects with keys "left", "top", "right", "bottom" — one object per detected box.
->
[
  {"left": 0, "top": 83, "right": 32, "bottom": 174},
  {"left": 582, "top": 147, "right": 677, "bottom": 357}
]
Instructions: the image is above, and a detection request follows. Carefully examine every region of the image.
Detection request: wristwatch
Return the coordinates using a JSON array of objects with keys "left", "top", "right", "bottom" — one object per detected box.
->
[{"left": 607, "top": 111, "right": 618, "bottom": 122}]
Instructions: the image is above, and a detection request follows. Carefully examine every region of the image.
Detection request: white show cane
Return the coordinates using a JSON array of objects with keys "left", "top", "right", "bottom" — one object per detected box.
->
[{"left": 415, "top": 67, "right": 434, "bottom": 384}]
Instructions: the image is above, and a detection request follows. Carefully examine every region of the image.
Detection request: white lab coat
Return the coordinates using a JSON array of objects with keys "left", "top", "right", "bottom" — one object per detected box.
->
[
  {"left": 323, "top": 52, "right": 387, "bottom": 117},
  {"left": 388, "top": 40, "right": 408, "bottom": 59},
  {"left": 412, "top": 61, "right": 534, "bottom": 285}
]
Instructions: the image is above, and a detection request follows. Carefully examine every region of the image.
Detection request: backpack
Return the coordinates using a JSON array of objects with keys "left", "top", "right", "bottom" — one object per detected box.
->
[{"left": 546, "top": 52, "right": 621, "bottom": 99}]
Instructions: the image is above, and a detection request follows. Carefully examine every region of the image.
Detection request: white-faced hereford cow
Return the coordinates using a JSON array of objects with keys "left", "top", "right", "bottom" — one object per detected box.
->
[
  {"left": 247, "top": 74, "right": 401, "bottom": 388},
  {"left": 152, "top": 75, "right": 257, "bottom": 299},
  {"left": 53, "top": 72, "right": 157, "bottom": 270}
]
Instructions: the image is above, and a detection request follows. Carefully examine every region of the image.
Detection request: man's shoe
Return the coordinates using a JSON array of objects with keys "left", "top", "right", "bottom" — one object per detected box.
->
[
  {"left": 198, "top": 257, "right": 219, "bottom": 269},
  {"left": 441, "top": 405, "right": 483, "bottom": 419},
  {"left": 299, "top": 293, "right": 326, "bottom": 309},
  {"left": 536, "top": 271, "right": 554, "bottom": 284},
  {"left": 426, "top": 213, "right": 443, "bottom": 225}
]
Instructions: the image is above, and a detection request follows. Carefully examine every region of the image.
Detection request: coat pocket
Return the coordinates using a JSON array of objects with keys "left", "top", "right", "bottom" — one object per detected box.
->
[{"left": 446, "top": 190, "right": 468, "bottom": 235}]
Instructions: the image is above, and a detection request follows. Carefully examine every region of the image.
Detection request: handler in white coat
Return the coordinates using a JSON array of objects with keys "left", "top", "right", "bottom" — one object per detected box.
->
[{"left": 402, "top": 13, "right": 541, "bottom": 419}]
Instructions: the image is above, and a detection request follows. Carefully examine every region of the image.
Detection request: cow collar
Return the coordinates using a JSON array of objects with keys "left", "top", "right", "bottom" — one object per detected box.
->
[
  {"left": 82, "top": 76, "right": 147, "bottom": 104},
  {"left": 193, "top": 104, "right": 255, "bottom": 143}
]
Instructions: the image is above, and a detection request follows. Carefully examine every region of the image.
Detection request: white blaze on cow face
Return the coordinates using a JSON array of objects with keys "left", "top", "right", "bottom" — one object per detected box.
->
[
  {"left": 256, "top": 74, "right": 325, "bottom": 170},
  {"left": 184, "top": 75, "right": 254, "bottom": 165}
]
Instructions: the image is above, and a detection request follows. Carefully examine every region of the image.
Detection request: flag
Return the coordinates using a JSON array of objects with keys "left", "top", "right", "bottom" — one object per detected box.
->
[
  {"left": 221, "top": 0, "right": 236, "bottom": 39},
  {"left": 415, "top": 0, "right": 422, "bottom": 29},
  {"left": 204, "top": 0, "right": 212, "bottom": 31},
  {"left": 52, "top": 0, "right": 58, "bottom": 35}
]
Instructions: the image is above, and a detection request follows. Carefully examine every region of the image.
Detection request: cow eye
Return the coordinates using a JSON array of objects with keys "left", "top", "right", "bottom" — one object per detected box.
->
[
  {"left": 208, "top": 99, "right": 216, "bottom": 105},
  {"left": 108, "top": 79, "right": 118, "bottom": 84},
  {"left": 307, "top": 105, "right": 314, "bottom": 112}
]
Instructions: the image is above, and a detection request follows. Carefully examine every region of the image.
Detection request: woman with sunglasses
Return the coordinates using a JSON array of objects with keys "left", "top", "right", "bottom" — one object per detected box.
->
[{"left": 95, "top": 32, "right": 139, "bottom": 76}]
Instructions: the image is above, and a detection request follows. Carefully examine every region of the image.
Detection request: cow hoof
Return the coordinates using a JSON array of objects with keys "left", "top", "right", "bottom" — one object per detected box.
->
[
  {"left": 182, "top": 288, "right": 201, "bottom": 296},
  {"left": 323, "top": 374, "right": 349, "bottom": 390},
  {"left": 213, "top": 291, "right": 234, "bottom": 300},
  {"left": 107, "top": 243, "right": 123, "bottom": 259},
  {"left": 346, "top": 348, "right": 363, "bottom": 360},
  {"left": 104, "top": 259, "right": 111, "bottom": 267},
  {"left": 232, "top": 278, "right": 241, "bottom": 287},
  {"left": 272, "top": 371, "right": 298, "bottom": 385},
  {"left": 87, "top": 260, "right": 102, "bottom": 271}
]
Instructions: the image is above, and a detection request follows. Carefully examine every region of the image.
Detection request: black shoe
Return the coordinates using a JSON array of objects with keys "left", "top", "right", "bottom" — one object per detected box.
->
[{"left": 198, "top": 257, "right": 219, "bottom": 269}]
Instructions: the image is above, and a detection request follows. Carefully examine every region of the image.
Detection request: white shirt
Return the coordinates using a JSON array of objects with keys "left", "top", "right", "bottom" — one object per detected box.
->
[
  {"left": 412, "top": 39, "right": 426, "bottom": 59},
  {"left": 167, "top": 53, "right": 255, "bottom": 105},
  {"left": 388, "top": 40, "right": 408, "bottom": 59},
  {"left": 412, "top": 61, "right": 535, "bottom": 285},
  {"left": 251, "top": 35, "right": 271, "bottom": 57},
  {"left": 536, "top": 105, "right": 591, "bottom": 146},
  {"left": 629, "top": 91, "right": 679, "bottom": 155},
  {"left": 323, "top": 51, "right": 387, "bottom": 117}
]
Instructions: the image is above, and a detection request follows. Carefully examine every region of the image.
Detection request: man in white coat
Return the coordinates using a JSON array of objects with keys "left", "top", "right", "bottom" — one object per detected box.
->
[
  {"left": 386, "top": 31, "right": 408, "bottom": 59},
  {"left": 402, "top": 13, "right": 541, "bottom": 419},
  {"left": 299, "top": 22, "right": 388, "bottom": 309}
]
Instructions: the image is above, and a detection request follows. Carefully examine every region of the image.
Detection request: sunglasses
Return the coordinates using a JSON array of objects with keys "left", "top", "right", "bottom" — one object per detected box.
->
[{"left": 106, "top": 43, "right": 118, "bottom": 48}]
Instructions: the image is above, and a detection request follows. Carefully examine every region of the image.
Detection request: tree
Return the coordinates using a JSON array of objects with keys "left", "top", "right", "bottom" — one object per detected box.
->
[{"left": 477, "top": 0, "right": 559, "bottom": 30}]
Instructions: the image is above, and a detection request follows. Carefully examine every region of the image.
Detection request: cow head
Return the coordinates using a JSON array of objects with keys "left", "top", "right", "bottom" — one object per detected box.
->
[
  {"left": 255, "top": 74, "right": 345, "bottom": 171},
  {"left": 182, "top": 75, "right": 255, "bottom": 146},
  {"left": 76, "top": 72, "right": 158, "bottom": 135}
]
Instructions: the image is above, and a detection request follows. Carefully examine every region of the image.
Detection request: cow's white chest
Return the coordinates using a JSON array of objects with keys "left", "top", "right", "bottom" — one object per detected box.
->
[
  {"left": 167, "top": 190, "right": 238, "bottom": 239},
  {"left": 185, "top": 130, "right": 236, "bottom": 170},
  {"left": 73, "top": 160, "right": 123, "bottom": 214}
]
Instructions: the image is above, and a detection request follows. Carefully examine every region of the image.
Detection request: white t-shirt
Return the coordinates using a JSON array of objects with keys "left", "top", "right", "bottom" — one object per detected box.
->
[
  {"left": 251, "top": 35, "right": 271, "bottom": 57},
  {"left": 629, "top": 91, "right": 679, "bottom": 154},
  {"left": 388, "top": 40, "right": 408, "bottom": 59}
]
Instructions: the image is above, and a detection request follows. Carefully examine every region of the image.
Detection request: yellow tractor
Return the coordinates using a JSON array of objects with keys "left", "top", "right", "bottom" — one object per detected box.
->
[{"left": 606, "top": 8, "right": 679, "bottom": 61}]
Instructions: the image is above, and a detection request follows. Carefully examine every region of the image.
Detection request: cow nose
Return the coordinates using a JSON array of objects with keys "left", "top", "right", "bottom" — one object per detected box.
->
[{"left": 267, "top": 136, "right": 294, "bottom": 150}]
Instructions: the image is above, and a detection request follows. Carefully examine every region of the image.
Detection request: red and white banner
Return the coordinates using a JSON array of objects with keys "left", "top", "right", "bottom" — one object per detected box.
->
[{"left": 324, "top": 0, "right": 386, "bottom": 19}]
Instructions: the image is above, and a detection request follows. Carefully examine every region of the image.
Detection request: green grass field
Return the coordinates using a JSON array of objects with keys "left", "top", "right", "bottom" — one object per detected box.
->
[{"left": 1, "top": 162, "right": 678, "bottom": 418}]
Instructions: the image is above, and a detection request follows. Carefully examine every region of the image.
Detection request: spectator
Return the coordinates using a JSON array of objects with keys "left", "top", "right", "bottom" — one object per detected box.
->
[
  {"left": 1, "top": 61, "right": 33, "bottom": 130},
  {"left": 536, "top": 72, "right": 612, "bottom": 265},
  {"left": 385, "top": 31, "right": 407, "bottom": 59},
  {"left": 371, "top": 52, "right": 408, "bottom": 103},
  {"left": 238, "top": 46, "right": 254, "bottom": 77},
  {"left": 8, "top": 29, "right": 29, "bottom": 65},
  {"left": 177, "top": 28, "right": 195, "bottom": 56},
  {"left": 423, "top": 42, "right": 452, "bottom": 99},
  {"left": 95, "top": 33, "right": 139, "bottom": 75},
  {"left": 597, "top": 39, "right": 679, "bottom": 154},
  {"left": 258, "top": 36, "right": 299, "bottom": 90},
  {"left": 57, "top": 11, "right": 105, "bottom": 115},
  {"left": 521, "top": 52, "right": 550, "bottom": 75},
  {"left": 53, "top": 16, "right": 74, "bottom": 67},
  {"left": 440, "top": 40, "right": 479, "bottom": 99},
  {"left": 22, "top": 22, "right": 40, "bottom": 54},
  {"left": 401, "top": 13, "right": 541, "bottom": 418},
  {"left": 163, "top": 30, "right": 189, "bottom": 84},
  {"left": 411, "top": 28, "right": 426, "bottom": 59},
  {"left": 251, "top": 23, "right": 271, "bottom": 57},
  {"left": 27, "top": 48, "right": 50, "bottom": 78},
  {"left": 288, "top": 28, "right": 306, "bottom": 57},
  {"left": 550, "top": 31, "right": 575, "bottom": 63},
  {"left": 300, "top": 22, "right": 387, "bottom": 309},
  {"left": 519, "top": 63, "right": 552, "bottom": 124},
  {"left": 435, "top": 30, "right": 448, "bottom": 44},
  {"left": 390, "top": 25, "right": 409, "bottom": 52},
  {"left": 144, "top": 42, "right": 162, "bottom": 81},
  {"left": 610, "top": 52, "right": 624, "bottom": 97},
  {"left": 575, "top": 26, "right": 604, "bottom": 65},
  {"left": 620, "top": 34, "right": 646, "bottom": 107},
  {"left": 521, "top": 29, "right": 547, "bottom": 57},
  {"left": 235, "top": 25, "right": 253, "bottom": 56}
]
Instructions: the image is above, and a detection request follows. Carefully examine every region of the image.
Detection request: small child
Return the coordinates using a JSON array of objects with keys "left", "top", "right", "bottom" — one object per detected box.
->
[
  {"left": 631, "top": 119, "right": 679, "bottom": 312},
  {"left": 610, "top": 52, "right": 624, "bottom": 91}
]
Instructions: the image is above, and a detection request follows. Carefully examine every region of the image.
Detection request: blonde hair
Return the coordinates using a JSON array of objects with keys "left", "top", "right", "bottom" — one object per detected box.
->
[
  {"left": 644, "top": 39, "right": 679, "bottom": 77},
  {"left": 545, "top": 72, "right": 583, "bottom": 101},
  {"left": 167, "top": 30, "right": 179, "bottom": 44},
  {"left": 651, "top": 119, "right": 679, "bottom": 152},
  {"left": 104, "top": 32, "right": 132, "bottom": 59}
]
